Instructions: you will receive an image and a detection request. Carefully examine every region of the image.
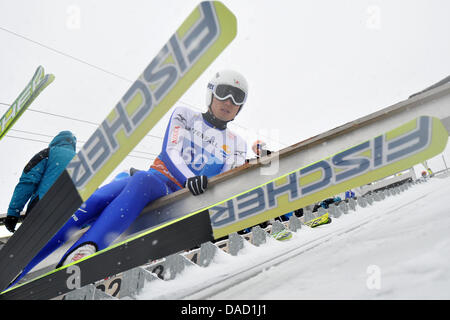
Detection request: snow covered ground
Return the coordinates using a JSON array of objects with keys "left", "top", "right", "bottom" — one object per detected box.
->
[{"left": 137, "top": 173, "right": 450, "bottom": 300}]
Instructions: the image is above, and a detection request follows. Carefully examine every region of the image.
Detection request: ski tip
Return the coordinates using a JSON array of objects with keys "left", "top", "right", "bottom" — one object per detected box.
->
[
  {"left": 45, "top": 74, "right": 56, "bottom": 84},
  {"left": 213, "top": 1, "right": 237, "bottom": 34}
]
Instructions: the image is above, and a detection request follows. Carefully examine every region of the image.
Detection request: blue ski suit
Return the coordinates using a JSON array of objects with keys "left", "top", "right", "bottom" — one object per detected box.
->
[
  {"left": 7, "top": 130, "right": 77, "bottom": 217},
  {"left": 12, "top": 106, "right": 247, "bottom": 285}
]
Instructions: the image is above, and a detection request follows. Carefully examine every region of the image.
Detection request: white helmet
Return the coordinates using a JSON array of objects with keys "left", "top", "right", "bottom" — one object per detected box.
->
[{"left": 206, "top": 70, "right": 248, "bottom": 108}]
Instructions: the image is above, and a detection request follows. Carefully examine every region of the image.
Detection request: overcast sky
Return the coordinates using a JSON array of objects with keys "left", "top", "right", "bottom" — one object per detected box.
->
[{"left": 0, "top": 0, "right": 449, "bottom": 212}]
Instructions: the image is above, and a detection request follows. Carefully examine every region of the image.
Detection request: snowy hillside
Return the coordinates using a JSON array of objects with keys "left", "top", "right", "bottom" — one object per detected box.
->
[{"left": 136, "top": 174, "right": 450, "bottom": 300}]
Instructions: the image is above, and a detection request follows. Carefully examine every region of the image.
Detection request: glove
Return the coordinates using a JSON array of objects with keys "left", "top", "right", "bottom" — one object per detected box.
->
[
  {"left": 4, "top": 215, "right": 19, "bottom": 233},
  {"left": 129, "top": 167, "right": 143, "bottom": 176},
  {"left": 252, "top": 140, "right": 266, "bottom": 156},
  {"left": 185, "top": 175, "right": 208, "bottom": 196},
  {"left": 252, "top": 140, "right": 272, "bottom": 157}
]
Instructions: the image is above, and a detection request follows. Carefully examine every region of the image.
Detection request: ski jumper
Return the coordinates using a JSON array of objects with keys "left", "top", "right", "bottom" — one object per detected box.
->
[{"left": 15, "top": 105, "right": 246, "bottom": 282}]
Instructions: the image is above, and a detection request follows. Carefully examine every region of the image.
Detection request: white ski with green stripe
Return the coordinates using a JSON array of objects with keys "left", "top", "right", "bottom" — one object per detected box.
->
[
  {"left": 0, "top": 65, "right": 55, "bottom": 140},
  {"left": 209, "top": 116, "right": 447, "bottom": 237}
]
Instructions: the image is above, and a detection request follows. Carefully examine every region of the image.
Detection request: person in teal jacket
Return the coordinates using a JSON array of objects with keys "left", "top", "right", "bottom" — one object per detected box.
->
[{"left": 4, "top": 130, "right": 77, "bottom": 232}]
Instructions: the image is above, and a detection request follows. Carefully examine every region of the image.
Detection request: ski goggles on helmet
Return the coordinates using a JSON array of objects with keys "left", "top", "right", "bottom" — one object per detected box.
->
[{"left": 212, "top": 84, "right": 247, "bottom": 106}]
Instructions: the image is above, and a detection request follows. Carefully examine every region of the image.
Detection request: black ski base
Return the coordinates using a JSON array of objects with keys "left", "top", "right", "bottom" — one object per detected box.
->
[
  {"left": 0, "top": 170, "right": 83, "bottom": 292},
  {"left": 0, "top": 210, "right": 214, "bottom": 300}
]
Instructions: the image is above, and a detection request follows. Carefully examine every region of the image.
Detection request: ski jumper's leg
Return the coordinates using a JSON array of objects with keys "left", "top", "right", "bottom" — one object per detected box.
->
[
  {"left": 10, "top": 178, "right": 130, "bottom": 286},
  {"left": 58, "top": 170, "right": 173, "bottom": 263}
]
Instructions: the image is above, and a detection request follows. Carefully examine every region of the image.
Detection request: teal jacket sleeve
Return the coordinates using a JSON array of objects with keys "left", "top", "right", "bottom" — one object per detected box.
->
[{"left": 7, "top": 150, "right": 48, "bottom": 217}]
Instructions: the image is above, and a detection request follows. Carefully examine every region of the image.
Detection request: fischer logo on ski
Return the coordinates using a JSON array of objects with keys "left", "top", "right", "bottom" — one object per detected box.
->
[{"left": 210, "top": 116, "right": 448, "bottom": 237}]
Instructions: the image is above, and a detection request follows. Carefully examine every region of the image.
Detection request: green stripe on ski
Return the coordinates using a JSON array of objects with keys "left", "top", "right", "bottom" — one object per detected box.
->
[
  {"left": 68, "top": 1, "right": 237, "bottom": 201},
  {"left": 0, "top": 66, "right": 55, "bottom": 140}
]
